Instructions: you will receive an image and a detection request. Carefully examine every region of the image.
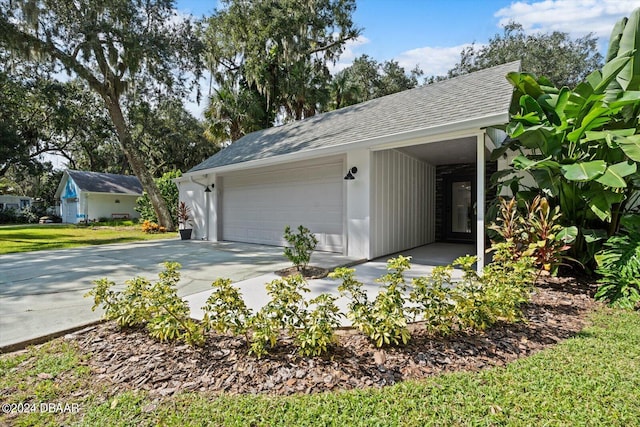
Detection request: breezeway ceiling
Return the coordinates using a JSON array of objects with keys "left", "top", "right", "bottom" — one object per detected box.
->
[{"left": 397, "top": 136, "right": 491, "bottom": 165}]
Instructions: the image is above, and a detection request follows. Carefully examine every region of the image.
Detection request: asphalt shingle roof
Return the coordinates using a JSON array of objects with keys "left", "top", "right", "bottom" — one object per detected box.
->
[
  {"left": 190, "top": 61, "right": 519, "bottom": 173},
  {"left": 67, "top": 170, "right": 143, "bottom": 195}
]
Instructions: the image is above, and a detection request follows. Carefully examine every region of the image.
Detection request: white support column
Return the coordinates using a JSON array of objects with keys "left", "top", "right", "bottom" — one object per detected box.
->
[
  {"left": 210, "top": 175, "right": 221, "bottom": 242},
  {"left": 345, "top": 149, "right": 371, "bottom": 259},
  {"left": 476, "top": 130, "right": 486, "bottom": 273}
]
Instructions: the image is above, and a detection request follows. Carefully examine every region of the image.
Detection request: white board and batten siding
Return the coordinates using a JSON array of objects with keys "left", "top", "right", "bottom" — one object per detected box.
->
[
  {"left": 220, "top": 157, "right": 344, "bottom": 253},
  {"left": 371, "top": 149, "right": 436, "bottom": 259}
]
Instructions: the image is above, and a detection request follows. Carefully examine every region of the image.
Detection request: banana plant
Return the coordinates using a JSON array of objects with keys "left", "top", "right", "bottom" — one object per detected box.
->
[{"left": 491, "top": 8, "right": 640, "bottom": 268}]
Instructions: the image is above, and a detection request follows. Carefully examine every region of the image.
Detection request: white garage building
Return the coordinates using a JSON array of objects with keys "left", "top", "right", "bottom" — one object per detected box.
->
[{"left": 177, "top": 62, "right": 519, "bottom": 268}]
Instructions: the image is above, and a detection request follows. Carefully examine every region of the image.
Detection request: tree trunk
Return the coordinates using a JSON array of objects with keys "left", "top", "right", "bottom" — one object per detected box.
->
[{"left": 103, "top": 95, "right": 175, "bottom": 231}]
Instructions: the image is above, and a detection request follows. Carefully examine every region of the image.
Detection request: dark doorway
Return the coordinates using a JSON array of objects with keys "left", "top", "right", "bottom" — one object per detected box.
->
[{"left": 443, "top": 174, "right": 475, "bottom": 242}]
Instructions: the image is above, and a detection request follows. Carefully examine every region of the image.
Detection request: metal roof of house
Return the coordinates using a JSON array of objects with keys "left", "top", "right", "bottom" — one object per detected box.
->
[
  {"left": 66, "top": 170, "right": 143, "bottom": 195},
  {"left": 190, "top": 61, "right": 520, "bottom": 173}
]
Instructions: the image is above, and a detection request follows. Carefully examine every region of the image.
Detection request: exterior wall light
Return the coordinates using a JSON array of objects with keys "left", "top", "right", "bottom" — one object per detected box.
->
[{"left": 344, "top": 167, "right": 358, "bottom": 180}]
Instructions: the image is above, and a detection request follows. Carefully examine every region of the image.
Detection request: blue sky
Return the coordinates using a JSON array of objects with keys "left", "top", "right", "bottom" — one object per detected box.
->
[{"left": 177, "top": 0, "right": 640, "bottom": 77}]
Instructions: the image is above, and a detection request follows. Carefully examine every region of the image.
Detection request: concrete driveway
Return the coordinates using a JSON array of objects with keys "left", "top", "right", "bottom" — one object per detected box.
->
[{"left": 0, "top": 240, "right": 358, "bottom": 351}]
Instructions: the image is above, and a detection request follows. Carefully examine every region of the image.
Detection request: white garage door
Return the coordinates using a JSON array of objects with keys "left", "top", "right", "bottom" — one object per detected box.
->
[{"left": 221, "top": 159, "right": 344, "bottom": 252}]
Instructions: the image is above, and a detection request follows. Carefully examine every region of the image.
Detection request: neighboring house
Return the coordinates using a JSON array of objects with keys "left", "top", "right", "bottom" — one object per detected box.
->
[
  {"left": 55, "top": 170, "right": 143, "bottom": 223},
  {"left": 177, "top": 61, "right": 520, "bottom": 268},
  {"left": 0, "top": 195, "right": 32, "bottom": 211}
]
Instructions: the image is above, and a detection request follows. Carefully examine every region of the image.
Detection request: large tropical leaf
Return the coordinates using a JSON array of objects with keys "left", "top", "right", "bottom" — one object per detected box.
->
[
  {"left": 506, "top": 72, "right": 544, "bottom": 99},
  {"left": 512, "top": 155, "right": 558, "bottom": 171},
  {"left": 588, "top": 190, "right": 625, "bottom": 222},
  {"left": 595, "top": 53, "right": 632, "bottom": 94},
  {"left": 606, "top": 17, "right": 628, "bottom": 62},
  {"left": 584, "top": 129, "right": 636, "bottom": 143},
  {"left": 520, "top": 94, "right": 545, "bottom": 117},
  {"left": 567, "top": 104, "right": 612, "bottom": 142},
  {"left": 530, "top": 168, "right": 560, "bottom": 197},
  {"left": 616, "top": 8, "right": 640, "bottom": 90},
  {"left": 606, "top": 90, "right": 640, "bottom": 108},
  {"left": 615, "top": 134, "right": 640, "bottom": 161},
  {"left": 560, "top": 160, "right": 607, "bottom": 181},
  {"left": 557, "top": 226, "right": 578, "bottom": 244},
  {"left": 595, "top": 161, "right": 637, "bottom": 188},
  {"left": 583, "top": 228, "right": 608, "bottom": 243},
  {"left": 537, "top": 87, "right": 570, "bottom": 128}
]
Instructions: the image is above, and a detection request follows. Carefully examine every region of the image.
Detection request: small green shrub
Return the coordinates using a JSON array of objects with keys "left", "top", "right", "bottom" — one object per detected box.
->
[
  {"left": 283, "top": 225, "right": 318, "bottom": 272},
  {"left": 481, "top": 242, "right": 536, "bottom": 323},
  {"left": 450, "top": 256, "right": 496, "bottom": 331},
  {"left": 248, "top": 275, "right": 310, "bottom": 357},
  {"left": 201, "top": 274, "right": 342, "bottom": 358},
  {"left": 202, "top": 278, "right": 253, "bottom": 337},
  {"left": 295, "top": 294, "right": 342, "bottom": 357},
  {"left": 333, "top": 256, "right": 411, "bottom": 347},
  {"left": 86, "top": 262, "right": 204, "bottom": 346},
  {"left": 408, "top": 265, "right": 456, "bottom": 336},
  {"left": 145, "top": 262, "right": 204, "bottom": 346},
  {"left": 450, "top": 248, "right": 535, "bottom": 331},
  {"left": 595, "top": 223, "right": 640, "bottom": 309}
]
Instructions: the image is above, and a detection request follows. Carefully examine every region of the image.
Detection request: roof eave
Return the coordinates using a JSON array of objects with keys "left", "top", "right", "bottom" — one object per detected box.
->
[{"left": 181, "top": 111, "right": 510, "bottom": 179}]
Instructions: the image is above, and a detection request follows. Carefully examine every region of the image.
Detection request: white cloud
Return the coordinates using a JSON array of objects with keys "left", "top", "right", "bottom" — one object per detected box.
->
[
  {"left": 395, "top": 44, "right": 472, "bottom": 78},
  {"left": 495, "top": 0, "right": 640, "bottom": 38}
]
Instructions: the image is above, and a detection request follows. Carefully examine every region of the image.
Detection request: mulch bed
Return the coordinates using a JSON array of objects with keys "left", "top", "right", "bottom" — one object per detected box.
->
[
  {"left": 67, "top": 276, "right": 598, "bottom": 397},
  {"left": 274, "top": 265, "right": 330, "bottom": 279}
]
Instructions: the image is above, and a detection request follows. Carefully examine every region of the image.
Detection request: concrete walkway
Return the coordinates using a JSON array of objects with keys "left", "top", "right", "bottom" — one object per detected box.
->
[
  {"left": 0, "top": 240, "right": 473, "bottom": 351},
  {"left": 186, "top": 243, "right": 473, "bottom": 326}
]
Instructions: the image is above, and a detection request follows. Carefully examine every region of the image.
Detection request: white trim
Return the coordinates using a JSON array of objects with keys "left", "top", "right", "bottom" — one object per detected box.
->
[
  {"left": 476, "top": 130, "right": 486, "bottom": 273},
  {"left": 176, "top": 112, "right": 509, "bottom": 181}
]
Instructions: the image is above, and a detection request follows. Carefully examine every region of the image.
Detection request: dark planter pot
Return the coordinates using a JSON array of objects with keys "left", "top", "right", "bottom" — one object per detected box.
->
[{"left": 179, "top": 228, "right": 193, "bottom": 240}]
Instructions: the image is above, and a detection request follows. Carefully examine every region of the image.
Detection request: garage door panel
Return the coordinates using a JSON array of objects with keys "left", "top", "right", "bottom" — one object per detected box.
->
[{"left": 222, "top": 161, "right": 343, "bottom": 252}]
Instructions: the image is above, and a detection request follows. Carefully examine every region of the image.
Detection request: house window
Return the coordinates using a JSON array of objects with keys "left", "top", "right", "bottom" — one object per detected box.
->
[{"left": 20, "top": 199, "right": 30, "bottom": 209}]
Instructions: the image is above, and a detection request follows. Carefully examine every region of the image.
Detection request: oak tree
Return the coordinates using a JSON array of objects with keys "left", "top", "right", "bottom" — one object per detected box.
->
[{"left": 0, "top": 0, "right": 204, "bottom": 230}]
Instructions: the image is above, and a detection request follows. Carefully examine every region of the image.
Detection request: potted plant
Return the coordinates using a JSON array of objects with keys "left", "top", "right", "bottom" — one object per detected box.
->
[{"left": 177, "top": 201, "right": 193, "bottom": 240}]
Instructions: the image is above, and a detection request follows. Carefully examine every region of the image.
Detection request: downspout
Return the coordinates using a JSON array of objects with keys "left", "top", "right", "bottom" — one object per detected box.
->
[{"left": 189, "top": 175, "right": 210, "bottom": 240}]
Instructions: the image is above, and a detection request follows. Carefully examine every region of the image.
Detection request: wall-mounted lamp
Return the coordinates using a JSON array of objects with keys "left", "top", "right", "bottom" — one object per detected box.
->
[
  {"left": 114, "top": 199, "right": 120, "bottom": 204},
  {"left": 204, "top": 184, "right": 214, "bottom": 193},
  {"left": 344, "top": 166, "right": 358, "bottom": 180}
]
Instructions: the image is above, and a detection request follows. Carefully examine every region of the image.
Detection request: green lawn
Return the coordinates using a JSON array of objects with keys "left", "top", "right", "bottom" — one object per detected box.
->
[
  {"left": 0, "top": 223, "right": 173, "bottom": 254},
  {"left": 1, "top": 308, "right": 638, "bottom": 426}
]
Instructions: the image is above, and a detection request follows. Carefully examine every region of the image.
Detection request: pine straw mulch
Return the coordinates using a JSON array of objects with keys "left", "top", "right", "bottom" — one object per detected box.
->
[{"left": 66, "top": 276, "right": 598, "bottom": 397}]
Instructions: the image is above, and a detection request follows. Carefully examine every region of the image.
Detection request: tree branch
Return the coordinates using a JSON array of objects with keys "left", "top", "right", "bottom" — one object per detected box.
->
[
  {"left": 306, "top": 34, "right": 358, "bottom": 56},
  {"left": 0, "top": 17, "right": 105, "bottom": 94}
]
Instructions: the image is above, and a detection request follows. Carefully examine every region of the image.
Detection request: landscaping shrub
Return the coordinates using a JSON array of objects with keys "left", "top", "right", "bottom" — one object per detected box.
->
[
  {"left": 332, "top": 256, "right": 412, "bottom": 348},
  {"left": 488, "top": 196, "right": 576, "bottom": 274},
  {"left": 0, "top": 207, "right": 20, "bottom": 224},
  {"left": 248, "top": 274, "right": 341, "bottom": 357},
  {"left": 85, "top": 250, "right": 538, "bottom": 355},
  {"left": 135, "top": 170, "right": 181, "bottom": 223},
  {"left": 141, "top": 220, "right": 166, "bottom": 233},
  {"left": 295, "top": 293, "right": 342, "bottom": 357},
  {"left": 408, "top": 265, "right": 456, "bottom": 336},
  {"left": 450, "top": 251, "right": 535, "bottom": 331},
  {"left": 283, "top": 225, "right": 318, "bottom": 273},
  {"left": 202, "top": 278, "right": 252, "bottom": 337},
  {"left": 594, "top": 218, "right": 640, "bottom": 309},
  {"left": 86, "top": 262, "right": 204, "bottom": 346}
]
